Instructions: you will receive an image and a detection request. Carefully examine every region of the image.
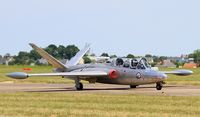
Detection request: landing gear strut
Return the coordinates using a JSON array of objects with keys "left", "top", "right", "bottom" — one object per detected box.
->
[
  {"left": 130, "top": 85, "right": 137, "bottom": 88},
  {"left": 156, "top": 82, "right": 163, "bottom": 90},
  {"left": 75, "top": 78, "right": 83, "bottom": 90}
]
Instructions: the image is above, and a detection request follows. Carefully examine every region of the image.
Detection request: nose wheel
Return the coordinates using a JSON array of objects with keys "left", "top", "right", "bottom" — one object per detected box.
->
[{"left": 156, "top": 82, "right": 163, "bottom": 90}]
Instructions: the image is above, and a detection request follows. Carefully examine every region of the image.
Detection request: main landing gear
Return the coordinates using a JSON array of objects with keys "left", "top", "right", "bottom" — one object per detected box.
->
[
  {"left": 75, "top": 78, "right": 83, "bottom": 90},
  {"left": 76, "top": 82, "right": 83, "bottom": 90},
  {"left": 156, "top": 82, "right": 163, "bottom": 90},
  {"left": 130, "top": 85, "right": 137, "bottom": 88}
]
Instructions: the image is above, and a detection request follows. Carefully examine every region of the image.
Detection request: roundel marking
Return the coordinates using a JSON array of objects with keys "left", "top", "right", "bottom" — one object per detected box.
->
[{"left": 136, "top": 72, "right": 142, "bottom": 79}]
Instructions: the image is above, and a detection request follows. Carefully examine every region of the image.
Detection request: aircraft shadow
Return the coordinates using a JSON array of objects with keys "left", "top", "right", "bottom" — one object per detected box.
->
[
  {"left": 24, "top": 85, "right": 181, "bottom": 93},
  {"left": 25, "top": 87, "right": 131, "bottom": 93}
]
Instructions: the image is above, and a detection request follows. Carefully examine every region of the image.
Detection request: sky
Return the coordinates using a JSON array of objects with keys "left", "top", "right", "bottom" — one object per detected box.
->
[{"left": 0, "top": 0, "right": 200, "bottom": 57}]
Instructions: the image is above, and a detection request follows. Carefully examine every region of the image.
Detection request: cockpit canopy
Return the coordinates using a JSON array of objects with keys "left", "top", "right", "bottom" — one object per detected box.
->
[{"left": 109, "top": 58, "right": 151, "bottom": 69}]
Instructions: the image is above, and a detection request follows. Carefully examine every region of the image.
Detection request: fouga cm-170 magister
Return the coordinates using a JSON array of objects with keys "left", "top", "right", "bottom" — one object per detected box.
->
[{"left": 7, "top": 43, "right": 193, "bottom": 90}]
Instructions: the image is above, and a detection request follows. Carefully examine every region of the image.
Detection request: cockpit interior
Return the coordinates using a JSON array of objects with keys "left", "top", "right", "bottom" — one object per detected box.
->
[{"left": 108, "top": 58, "right": 151, "bottom": 69}]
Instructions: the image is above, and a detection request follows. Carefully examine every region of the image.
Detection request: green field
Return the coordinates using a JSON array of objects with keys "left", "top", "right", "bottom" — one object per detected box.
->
[
  {"left": 0, "top": 65, "right": 74, "bottom": 84},
  {"left": 160, "top": 68, "right": 200, "bottom": 85},
  {"left": 0, "top": 65, "right": 199, "bottom": 85},
  {"left": 0, "top": 93, "right": 199, "bottom": 117},
  {"left": 0, "top": 65, "right": 200, "bottom": 117}
]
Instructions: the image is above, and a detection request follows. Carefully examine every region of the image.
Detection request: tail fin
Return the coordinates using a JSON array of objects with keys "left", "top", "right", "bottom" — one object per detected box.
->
[
  {"left": 29, "top": 43, "right": 67, "bottom": 69},
  {"left": 66, "top": 44, "right": 90, "bottom": 66}
]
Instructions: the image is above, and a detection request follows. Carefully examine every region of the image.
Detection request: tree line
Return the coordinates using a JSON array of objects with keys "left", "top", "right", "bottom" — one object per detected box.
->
[
  {"left": 1, "top": 44, "right": 200, "bottom": 66},
  {"left": 9, "top": 44, "right": 80, "bottom": 65},
  {"left": 189, "top": 49, "right": 200, "bottom": 64}
]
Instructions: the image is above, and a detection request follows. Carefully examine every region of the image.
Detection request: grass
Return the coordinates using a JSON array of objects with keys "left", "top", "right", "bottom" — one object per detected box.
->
[
  {"left": 0, "top": 65, "right": 74, "bottom": 84},
  {"left": 0, "top": 65, "right": 200, "bottom": 117},
  {"left": 160, "top": 68, "right": 200, "bottom": 85},
  {"left": 0, "top": 65, "right": 200, "bottom": 85},
  {"left": 0, "top": 93, "right": 199, "bottom": 117}
]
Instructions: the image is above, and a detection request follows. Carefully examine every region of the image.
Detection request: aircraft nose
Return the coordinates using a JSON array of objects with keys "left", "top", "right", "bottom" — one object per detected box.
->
[
  {"left": 158, "top": 73, "right": 167, "bottom": 79},
  {"left": 146, "top": 70, "right": 167, "bottom": 80}
]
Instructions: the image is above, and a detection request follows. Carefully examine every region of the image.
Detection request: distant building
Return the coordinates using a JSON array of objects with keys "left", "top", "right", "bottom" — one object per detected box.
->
[
  {"left": 183, "top": 63, "right": 197, "bottom": 68},
  {"left": 38, "top": 58, "right": 48, "bottom": 65},
  {"left": 0, "top": 55, "right": 3, "bottom": 64},
  {"left": 0, "top": 54, "right": 14, "bottom": 66},
  {"left": 155, "top": 60, "right": 176, "bottom": 68},
  {"left": 167, "top": 57, "right": 185, "bottom": 63},
  {"left": 188, "top": 58, "right": 195, "bottom": 63},
  {"left": 37, "top": 58, "right": 85, "bottom": 65}
]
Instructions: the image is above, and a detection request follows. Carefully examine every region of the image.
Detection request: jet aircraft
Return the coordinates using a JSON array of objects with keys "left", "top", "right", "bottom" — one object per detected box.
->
[{"left": 7, "top": 43, "right": 193, "bottom": 90}]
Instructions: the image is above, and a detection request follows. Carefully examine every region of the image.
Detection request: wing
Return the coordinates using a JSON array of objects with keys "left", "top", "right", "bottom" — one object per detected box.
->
[
  {"left": 66, "top": 44, "right": 90, "bottom": 67},
  {"left": 161, "top": 70, "right": 193, "bottom": 76},
  {"left": 7, "top": 71, "right": 108, "bottom": 79}
]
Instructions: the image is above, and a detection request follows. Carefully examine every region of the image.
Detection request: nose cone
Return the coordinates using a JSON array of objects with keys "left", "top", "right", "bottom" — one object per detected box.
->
[
  {"left": 146, "top": 70, "right": 168, "bottom": 80},
  {"left": 159, "top": 73, "right": 168, "bottom": 79}
]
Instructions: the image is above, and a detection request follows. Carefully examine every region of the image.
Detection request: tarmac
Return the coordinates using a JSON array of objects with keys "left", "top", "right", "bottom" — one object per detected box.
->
[{"left": 0, "top": 82, "right": 200, "bottom": 96}]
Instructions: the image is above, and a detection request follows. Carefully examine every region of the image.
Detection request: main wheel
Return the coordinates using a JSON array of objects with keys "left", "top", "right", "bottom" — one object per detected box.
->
[
  {"left": 156, "top": 83, "right": 163, "bottom": 90},
  {"left": 130, "top": 85, "right": 137, "bottom": 88},
  {"left": 76, "top": 83, "right": 83, "bottom": 90}
]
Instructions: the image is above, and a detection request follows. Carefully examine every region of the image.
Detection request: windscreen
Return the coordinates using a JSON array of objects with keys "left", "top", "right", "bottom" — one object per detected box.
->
[{"left": 138, "top": 58, "right": 151, "bottom": 69}]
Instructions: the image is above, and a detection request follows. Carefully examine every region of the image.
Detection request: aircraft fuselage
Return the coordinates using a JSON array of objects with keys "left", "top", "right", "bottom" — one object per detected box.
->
[{"left": 65, "top": 64, "right": 167, "bottom": 86}]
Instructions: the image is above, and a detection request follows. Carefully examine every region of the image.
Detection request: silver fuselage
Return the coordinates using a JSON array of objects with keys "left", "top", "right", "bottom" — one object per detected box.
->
[{"left": 62, "top": 64, "right": 167, "bottom": 85}]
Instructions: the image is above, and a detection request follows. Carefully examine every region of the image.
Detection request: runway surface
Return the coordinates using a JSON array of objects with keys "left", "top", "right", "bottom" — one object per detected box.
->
[{"left": 0, "top": 82, "right": 200, "bottom": 96}]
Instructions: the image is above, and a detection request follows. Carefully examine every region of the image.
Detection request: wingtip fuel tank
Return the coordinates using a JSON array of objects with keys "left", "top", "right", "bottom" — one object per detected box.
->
[{"left": 6, "top": 72, "right": 29, "bottom": 79}]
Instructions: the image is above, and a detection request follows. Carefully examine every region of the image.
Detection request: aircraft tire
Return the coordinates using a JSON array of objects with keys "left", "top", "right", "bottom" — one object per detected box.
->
[
  {"left": 130, "top": 85, "right": 137, "bottom": 88},
  {"left": 156, "top": 83, "right": 163, "bottom": 90},
  {"left": 76, "top": 83, "right": 83, "bottom": 90}
]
